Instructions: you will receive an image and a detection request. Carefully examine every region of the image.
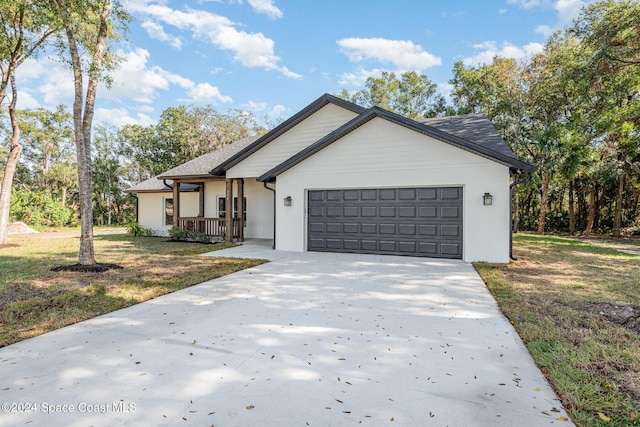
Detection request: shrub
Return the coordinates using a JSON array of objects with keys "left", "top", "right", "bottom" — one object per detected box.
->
[
  {"left": 10, "top": 189, "right": 76, "bottom": 227},
  {"left": 126, "top": 222, "right": 154, "bottom": 237}
]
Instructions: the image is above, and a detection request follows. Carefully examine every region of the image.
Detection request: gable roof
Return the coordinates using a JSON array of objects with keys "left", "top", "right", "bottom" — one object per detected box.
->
[
  {"left": 158, "top": 135, "right": 259, "bottom": 180},
  {"left": 258, "top": 107, "right": 536, "bottom": 182},
  {"left": 209, "top": 93, "right": 366, "bottom": 176}
]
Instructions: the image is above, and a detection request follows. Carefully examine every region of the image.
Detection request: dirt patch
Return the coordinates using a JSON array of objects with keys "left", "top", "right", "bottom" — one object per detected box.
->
[
  {"left": 50, "top": 263, "right": 124, "bottom": 273},
  {"left": 7, "top": 222, "right": 38, "bottom": 235},
  {"left": 584, "top": 302, "right": 640, "bottom": 335},
  {"left": 0, "top": 244, "right": 19, "bottom": 250}
]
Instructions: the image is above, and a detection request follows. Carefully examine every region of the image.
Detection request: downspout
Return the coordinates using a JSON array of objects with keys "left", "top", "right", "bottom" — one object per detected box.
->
[
  {"left": 510, "top": 172, "right": 533, "bottom": 261},
  {"left": 163, "top": 179, "right": 173, "bottom": 190},
  {"left": 263, "top": 181, "right": 276, "bottom": 249}
]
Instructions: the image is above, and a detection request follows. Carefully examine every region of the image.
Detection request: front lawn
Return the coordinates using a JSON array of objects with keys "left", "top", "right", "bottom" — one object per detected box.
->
[
  {"left": 475, "top": 234, "right": 640, "bottom": 426},
  {"left": 0, "top": 228, "right": 266, "bottom": 347}
]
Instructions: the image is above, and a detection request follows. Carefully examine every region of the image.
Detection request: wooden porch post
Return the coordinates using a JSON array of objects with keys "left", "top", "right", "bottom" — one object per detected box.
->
[
  {"left": 225, "top": 178, "right": 233, "bottom": 242},
  {"left": 198, "top": 183, "right": 205, "bottom": 217},
  {"left": 172, "top": 181, "right": 180, "bottom": 228},
  {"left": 237, "top": 178, "right": 244, "bottom": 242}
]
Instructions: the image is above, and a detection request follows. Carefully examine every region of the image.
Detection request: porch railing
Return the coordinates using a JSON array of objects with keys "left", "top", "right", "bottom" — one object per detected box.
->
[{"left": 177, "top": 217, "right": 241, "bottom": 240}]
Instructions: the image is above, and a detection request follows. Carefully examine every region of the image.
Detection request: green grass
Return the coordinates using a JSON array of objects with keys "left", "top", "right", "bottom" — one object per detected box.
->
[
  {"left": 0, "top": 227, "right": 266, "bottom": 347},
  {"left": 475, "top": 234, "right": 640, "bottom": 426}
]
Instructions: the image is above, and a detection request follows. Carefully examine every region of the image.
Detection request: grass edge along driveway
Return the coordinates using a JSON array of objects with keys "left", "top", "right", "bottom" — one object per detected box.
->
[
  {"left": 475, "top": 234, "right": 640, "bottom": 427},
  {"left": 0, "top": 228, "right": 266, "bottom": 348}
]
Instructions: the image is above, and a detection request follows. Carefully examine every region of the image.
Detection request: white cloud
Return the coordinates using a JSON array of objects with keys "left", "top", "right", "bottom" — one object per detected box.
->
[
  {"left": 462, "top": 41, "right": 544, "bottom": 66},
  {"left": 535, "top": 24, "right": 555, "bottom": 37},
  {"left": 338, "top": 68, "right": 383, "bottom": 87},
  {"left": 337, "top": 38, "right": 441, "bottom": 70},
  {"left": 499, "top": 8, "right": 507, "bottom": 14},
  {"left": 247, "top": 0, "right": 283, "bottom": 19},
  {"left": 129, "top": 2, "right": 300, "bottom": 78},
  {"left": 555, "top": 0, "right": 584, "bottom": 23},
  {"left": 14, "top": 90, "right": 40, "bottom": 110},
  {"left": 244, "top": 100, "right": 268, "bottom": 112},
  {"left": 183, "top": 83, "right": 233, "bottom": 104},
  {"left": 141, "top": 20, "right": 182, "bottom": 49},
  {"left": 94, "top": 107, "right": 155, "bottom": 127}
]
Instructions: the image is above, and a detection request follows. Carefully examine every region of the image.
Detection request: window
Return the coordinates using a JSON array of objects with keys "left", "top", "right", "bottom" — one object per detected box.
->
[
  {"left": 218, "top": 196, "right": 247, "bottom": 222},
  {"left": 164, "top": 198, "right": 173, "bottom": 226}
]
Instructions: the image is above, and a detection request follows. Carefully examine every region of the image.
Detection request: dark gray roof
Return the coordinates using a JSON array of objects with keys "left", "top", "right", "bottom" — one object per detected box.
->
[
  {"left": 210, "top": 94, "right": 366, "bottom": 175},
  {"left": 159, "top": 135, "right": 259, "bottom": 179},
  {"left": 421, "top": 113, "right": 515, "bottom": 159},
  {"left": 259, "top": 107, "right": 536, "bottom": 182},
  {"left": 124, "top": 176, "right": 199, "bottom": 193}
]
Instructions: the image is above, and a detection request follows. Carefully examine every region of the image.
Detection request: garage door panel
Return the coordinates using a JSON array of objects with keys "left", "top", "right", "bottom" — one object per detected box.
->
[{"left": 308, "top": 187, "right": 462, "bottom": 258}]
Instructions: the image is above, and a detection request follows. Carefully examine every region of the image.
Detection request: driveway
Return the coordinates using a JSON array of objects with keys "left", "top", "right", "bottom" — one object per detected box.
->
[{"left": 0, "top": 242, "right": 572, "bottom": 426}]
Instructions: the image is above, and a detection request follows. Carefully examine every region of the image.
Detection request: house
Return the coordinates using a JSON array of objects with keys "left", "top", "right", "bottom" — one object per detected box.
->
[{"left": 125, "top": 94, "right": 535, "bottom": 263}]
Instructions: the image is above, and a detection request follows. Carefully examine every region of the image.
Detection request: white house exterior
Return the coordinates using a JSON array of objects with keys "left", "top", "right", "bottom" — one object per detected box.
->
[{"left": 126, "top": 94, "right": 535, "bottom": 263}]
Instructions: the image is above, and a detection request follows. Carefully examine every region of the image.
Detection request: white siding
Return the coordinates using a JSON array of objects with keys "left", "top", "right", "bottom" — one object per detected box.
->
[
  {"left": 227, "top": 104, "right": 359, "bottom": 178},
  {"left": 137, "top": 191, "right": 199, "bottom": 236},
  {"left": 275, "top": 117, "right": 511, "bottom": 263},
  {"left": 204, "top": 179, "right": 274, "bottom": 239}
]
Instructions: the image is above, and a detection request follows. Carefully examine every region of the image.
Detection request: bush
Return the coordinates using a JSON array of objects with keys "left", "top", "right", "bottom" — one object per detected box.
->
[
  {"left": 10, "top": 189, "right": 76, "bottom": 227},
  {"left": 125, "top": 222, "right": 154, "bottom": 237},
  {"left": 168, "top": 226, "right": 213, "bottom": 243}
]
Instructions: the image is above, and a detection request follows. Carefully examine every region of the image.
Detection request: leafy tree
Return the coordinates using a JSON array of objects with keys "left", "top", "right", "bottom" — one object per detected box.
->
[
  {"left": 571, "top": 0, "right": 640, "bottom": 236},
  {"left": 51, "top": 0, "right": 130, "bottom": 265},
  {"left": 121, "top": 106, "right": 264, "bottom": 179},
  {"left": 338, "top": 71, "right": 446, "bottom": 119},
  {"left": 0, "top": 0, "right": 58, "bottom": 244}
]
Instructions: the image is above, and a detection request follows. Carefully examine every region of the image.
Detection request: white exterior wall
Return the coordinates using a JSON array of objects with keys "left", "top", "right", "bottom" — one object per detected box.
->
[
  {"left": 227, "top": 104, "right": 359, "bottom": 179},
  {"left": 274, "top": 118, "right": 511, "bottom": 263},
  {"left": 136, "top": 191, "right": 199, "bottom": 236},
  {"left": 204, "top": 179, "right": 274, "bottom": 239}
]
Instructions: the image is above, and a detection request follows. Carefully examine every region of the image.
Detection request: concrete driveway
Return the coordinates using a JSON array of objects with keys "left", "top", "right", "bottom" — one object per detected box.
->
[{"left": 0, "top": 242, "right": 572, "bottom": 426}]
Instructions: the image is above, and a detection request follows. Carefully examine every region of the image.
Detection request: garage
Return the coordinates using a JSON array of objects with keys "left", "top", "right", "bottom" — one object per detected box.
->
[{"left": 307, "top": 187, "right": 463, "bottom": 258}]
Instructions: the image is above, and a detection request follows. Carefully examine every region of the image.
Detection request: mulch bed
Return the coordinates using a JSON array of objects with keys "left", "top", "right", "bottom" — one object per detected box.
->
[{"left": 50, "top": 263, "right": 124, "bottom": 273}]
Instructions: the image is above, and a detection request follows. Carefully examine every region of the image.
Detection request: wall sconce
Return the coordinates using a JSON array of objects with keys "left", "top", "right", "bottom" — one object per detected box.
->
[
  {"left": 483, "top": 192, "right": 493, "bottom": 206},
  {"left": 284, "top": 196, "right": 292, "bottom": 206}
]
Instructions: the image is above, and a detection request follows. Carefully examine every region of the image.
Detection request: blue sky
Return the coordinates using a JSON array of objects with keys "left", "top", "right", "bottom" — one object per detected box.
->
[{"left": 17, "top": 0, "right": 593, "bottom": 128}]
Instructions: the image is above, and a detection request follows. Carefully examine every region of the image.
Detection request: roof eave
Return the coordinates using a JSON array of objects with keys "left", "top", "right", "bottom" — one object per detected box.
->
[{"left": 259, "top": 107, "right": 536, "bottom": 182}]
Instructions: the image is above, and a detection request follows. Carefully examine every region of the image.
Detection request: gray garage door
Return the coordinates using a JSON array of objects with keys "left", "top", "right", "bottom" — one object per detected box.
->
[{"left": 307, "top": 187, "right": 463, "bottom": 258}]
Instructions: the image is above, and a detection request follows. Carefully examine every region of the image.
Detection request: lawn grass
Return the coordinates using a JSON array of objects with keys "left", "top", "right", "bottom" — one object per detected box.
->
[
  {"left": 475, "top": 234, "right": 640, "bottom": 426},
  {"left": 0, "top": 228, "right": 266, "bottom": 347}
]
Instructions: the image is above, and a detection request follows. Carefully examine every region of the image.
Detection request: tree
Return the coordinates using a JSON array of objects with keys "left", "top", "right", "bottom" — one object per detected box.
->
[
  {"left": 0, "top": 0, "right": 58, "bottom": 245},
  {"left": 450, "top": 57, "right": 530, "bottom": 231},
  {"left": 571, "top": 0, "right": 640, "bottom": 237},
  {"left": 338, "top": 71, "right": 446, "bottom": 119},
  {"left": 121, "top": 106, "right": 264, "bottom": 179},
  {"left": 52, "top": 0, "right": 129, "bottom": 265}
]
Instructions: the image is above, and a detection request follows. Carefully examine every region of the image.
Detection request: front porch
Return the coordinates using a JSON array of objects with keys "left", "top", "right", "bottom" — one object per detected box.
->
[
  {"left": 177, "top": 216, "right": 242, "bottom": 241},
  {"left": 172, "top": 177, "right": 247, "bottom": 242}
]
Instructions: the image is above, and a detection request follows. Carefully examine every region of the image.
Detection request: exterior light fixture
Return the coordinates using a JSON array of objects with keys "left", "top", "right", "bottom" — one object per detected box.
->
[
  {"left": 284, "top": 196, "right": 292, "bottom": 206},
  {"left": 483, "top": 192, "right": 493, "bottom": 206}
]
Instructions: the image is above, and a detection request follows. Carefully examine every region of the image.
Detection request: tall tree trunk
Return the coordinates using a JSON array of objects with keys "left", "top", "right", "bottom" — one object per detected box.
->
[
  {"left": 585, "top": 182, "right": 596, "bottom": 235},
  {"left": 568, "top": 179, "right": 575, "bottom": 235},
  {"left": 612, "top": 172, "right": 624, "bottom": 237},
  {"left": 537, "top": 170, "right": 551, "bottom": 234},
  {"left": 55, "top": 0, "right": 112, "bottom": 265},
  {"left": 0, "top": 84, "right": 21, "bottom": 245}
]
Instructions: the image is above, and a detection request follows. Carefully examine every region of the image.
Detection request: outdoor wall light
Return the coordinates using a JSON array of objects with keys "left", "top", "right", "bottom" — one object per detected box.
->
[
  {"left": 483, "top": 192, "right": 493, "bottom": 206},
  {"left": 284, "top": 196, "right": 292, "bottom": 206}
]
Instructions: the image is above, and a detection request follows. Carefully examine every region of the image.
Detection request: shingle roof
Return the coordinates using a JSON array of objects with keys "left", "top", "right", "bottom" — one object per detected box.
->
[
  {"left": 258, "top": 107, "right": 536, "bottom": 182},
  {"left": 420, "top": 113, "right": 516, "bottom": 159},
  {"left": 158, "top": 135, "right": 259, "bottom": 179},
  {"left": 125, "top": 136, "right": 259, "bottom": 193}
]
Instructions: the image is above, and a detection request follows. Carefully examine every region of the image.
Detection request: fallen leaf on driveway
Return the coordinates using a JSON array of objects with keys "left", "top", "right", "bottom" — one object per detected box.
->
[{"left": 246, "top": 405, "right": 254, "bottom": 410}]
